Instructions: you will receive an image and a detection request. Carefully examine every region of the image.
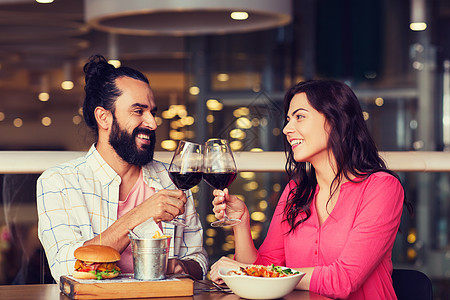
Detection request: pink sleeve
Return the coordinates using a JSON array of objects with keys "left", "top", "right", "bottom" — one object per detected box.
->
[
  {"left": 310, "top": 175, "right": 404, "bottom": 298},
  {"left": 253, "top": 182, "right": 293, "bottom": 266}
]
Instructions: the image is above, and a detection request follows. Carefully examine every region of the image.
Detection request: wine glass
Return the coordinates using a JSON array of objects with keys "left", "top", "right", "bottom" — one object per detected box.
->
[
  {"left": 203, "top": 138, "right": 240, "bottom": 227},
  {"left": 168, "top": 140, "right": 203, "bottom": 227}
]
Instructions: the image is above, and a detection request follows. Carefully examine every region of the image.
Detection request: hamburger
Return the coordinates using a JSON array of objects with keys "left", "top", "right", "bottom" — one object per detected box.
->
[{"left": 73, "top": 245, "right": 121, "bottom": 280}]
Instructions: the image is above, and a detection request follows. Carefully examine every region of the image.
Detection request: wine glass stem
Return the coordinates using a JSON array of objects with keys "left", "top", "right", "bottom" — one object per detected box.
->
[{"left": 222, "top": 211, "right": 231, "bottom": 221}]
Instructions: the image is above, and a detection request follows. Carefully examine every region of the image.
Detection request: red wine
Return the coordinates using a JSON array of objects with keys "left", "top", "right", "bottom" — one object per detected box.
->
[
  {"left": 203, "top": 172, "right": 237, "bottom": 189},
  {"left": 169, "top": 171, "right": 203, "bottom": 190}
]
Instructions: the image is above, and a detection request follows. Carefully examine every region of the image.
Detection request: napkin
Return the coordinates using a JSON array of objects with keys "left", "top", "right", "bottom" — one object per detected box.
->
[{"left": 131, "top": 217, "right": 163, "bottom": 238}]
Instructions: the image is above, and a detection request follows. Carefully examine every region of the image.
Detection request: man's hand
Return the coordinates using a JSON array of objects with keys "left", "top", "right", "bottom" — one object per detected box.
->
[
  {"left": 167, "top": 259, "right": 189, "bottom": 275},
  {"left": 139, "top": 189, "right": 187, "bottom": 223},
  {"left": 83, "top": 190, "right": 187, "bottom": 254},
  {"left": 167, "top": 258, "right": 203, "bottom": 280}
]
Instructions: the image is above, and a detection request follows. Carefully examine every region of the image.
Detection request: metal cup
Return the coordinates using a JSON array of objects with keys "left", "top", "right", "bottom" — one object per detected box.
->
[{"left": 129, "top": 234, "right": 171, "bottom": 281}]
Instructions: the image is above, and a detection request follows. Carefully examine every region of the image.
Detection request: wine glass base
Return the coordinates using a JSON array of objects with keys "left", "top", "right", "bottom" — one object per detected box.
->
[
  {"left": 211, "top": 218, "right": 241, "bottom": 227},
  {"left": 164, "top": 219, "right": 187, "bottom": 227}
]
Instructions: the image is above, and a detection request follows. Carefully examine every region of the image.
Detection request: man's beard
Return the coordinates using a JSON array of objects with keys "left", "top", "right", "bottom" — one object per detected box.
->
[{"left": 109, "top": 117, "right": 156, "bottom": 166}]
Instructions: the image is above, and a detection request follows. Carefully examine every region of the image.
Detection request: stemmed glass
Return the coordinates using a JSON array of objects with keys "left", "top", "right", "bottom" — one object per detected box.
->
[
  {"left": 203, "top": 138, "right": 240, "bottom": 227},
  {"left": 168, "top": 141, "right": 203, "bottom": 227}
]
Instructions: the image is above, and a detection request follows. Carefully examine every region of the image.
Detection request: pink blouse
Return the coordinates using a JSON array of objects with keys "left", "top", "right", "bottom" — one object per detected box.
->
[{"left": 253, "top": 172, "right": 404, "bottom": 299}]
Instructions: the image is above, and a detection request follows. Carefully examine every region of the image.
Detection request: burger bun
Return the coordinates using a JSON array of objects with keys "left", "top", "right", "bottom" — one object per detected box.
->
[
  {"left": 74, "top": 245, "right": 120, "bottom": 263},
  {"left": 72, "top": 270, "right": 119, "bottom": 280}
]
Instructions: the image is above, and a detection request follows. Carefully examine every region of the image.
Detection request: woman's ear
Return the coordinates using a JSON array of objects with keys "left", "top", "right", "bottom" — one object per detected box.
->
[{"left": 94, "top": 106, "right": 112, "bottom": 130}]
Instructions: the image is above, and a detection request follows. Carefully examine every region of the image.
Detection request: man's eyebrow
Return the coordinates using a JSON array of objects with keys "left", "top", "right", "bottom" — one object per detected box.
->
[
  {"left": 131, "top": 103, "right": 148, "bottom": 109},
  {"left": 131, "top": 103, "right": 157, "bottom": 112}
]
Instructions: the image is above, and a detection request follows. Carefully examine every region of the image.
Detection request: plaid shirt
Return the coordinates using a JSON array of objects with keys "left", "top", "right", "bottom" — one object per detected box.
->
[{"left": 37, "top": 144, "right": 208, "bottom": 282}]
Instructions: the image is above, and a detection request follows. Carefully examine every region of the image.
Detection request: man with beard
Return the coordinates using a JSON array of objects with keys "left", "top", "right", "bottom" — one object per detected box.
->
[{"left": 36, "top": 55, "right": 207, "bottom": 282}]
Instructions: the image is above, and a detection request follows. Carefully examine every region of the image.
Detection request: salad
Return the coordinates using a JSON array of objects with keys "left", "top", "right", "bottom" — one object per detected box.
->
[{"left": 230, "top": 264, "right": 300, "bottom": 278}]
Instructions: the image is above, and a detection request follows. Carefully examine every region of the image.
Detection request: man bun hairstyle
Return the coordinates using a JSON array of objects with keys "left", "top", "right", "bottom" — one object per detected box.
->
[{"left": 82, "top": 54, "right": 150, "bottom": 139}]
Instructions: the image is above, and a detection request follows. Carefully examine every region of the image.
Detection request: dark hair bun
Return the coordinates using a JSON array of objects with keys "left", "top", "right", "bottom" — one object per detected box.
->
[{"left": 83, "top": 54, "right": 115, "bottom": 85}]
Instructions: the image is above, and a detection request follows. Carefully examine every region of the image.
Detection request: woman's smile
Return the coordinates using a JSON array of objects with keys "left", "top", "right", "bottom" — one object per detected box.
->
[{"left": 289, "top": 138, "right": 304, "bottom": 150}]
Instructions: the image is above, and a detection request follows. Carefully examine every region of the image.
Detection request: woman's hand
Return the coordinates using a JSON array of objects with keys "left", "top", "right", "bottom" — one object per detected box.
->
[
  {"left": 209, "top": 256, "right": 251, "bottom": 284},
  {"left": 212, "top": 188, "right": 248, "bottom": 223}
]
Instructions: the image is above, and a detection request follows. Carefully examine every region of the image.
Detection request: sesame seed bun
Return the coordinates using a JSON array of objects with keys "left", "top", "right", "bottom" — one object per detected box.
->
[{"left": 74, "top": 245, "right": 121, "bottom": 263}]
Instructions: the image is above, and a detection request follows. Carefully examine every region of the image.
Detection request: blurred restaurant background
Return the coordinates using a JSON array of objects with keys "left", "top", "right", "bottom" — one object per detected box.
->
[{"left": 0, "top": 0, "right": 449, "bottom": 298}]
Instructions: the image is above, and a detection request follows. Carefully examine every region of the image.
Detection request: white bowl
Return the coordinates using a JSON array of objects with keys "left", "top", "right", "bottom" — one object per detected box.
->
[{"left": 218, "top": 267, "right": 305, "bottom": 300}]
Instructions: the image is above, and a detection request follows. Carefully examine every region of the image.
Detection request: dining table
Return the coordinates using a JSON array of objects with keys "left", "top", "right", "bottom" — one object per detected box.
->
[{"left": 0, "top": 281, "right": 332, "bottom": 300}]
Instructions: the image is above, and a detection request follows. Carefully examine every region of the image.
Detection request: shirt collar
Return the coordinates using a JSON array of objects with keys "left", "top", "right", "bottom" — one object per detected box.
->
[
  {"left": 142, "top": 161, "right": 164, "bottom": 191},
  {"left": 85, "top": 144, "right": 121, "bottom": 186}
]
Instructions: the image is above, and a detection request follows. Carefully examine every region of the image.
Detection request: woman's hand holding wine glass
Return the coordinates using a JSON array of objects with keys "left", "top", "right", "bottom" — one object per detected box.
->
[
  {"left": 212, "top": 188, "right": 248, "bottom": 225},
  {"left": 203, "top": 138, "right": 241, "bottom": 227}
]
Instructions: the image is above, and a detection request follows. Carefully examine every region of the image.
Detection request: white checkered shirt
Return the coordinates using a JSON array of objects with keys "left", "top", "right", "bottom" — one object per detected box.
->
[{"left": 37, "top": 144, "right": 208, "bottom": 282}]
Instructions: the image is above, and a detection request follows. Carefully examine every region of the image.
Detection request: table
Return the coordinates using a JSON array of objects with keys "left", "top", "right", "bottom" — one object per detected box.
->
[{"left": 0, "top": 282, "right": 331, "bottom": 300}]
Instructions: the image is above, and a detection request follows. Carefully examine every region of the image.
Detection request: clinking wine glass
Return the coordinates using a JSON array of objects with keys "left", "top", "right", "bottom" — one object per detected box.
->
[
  {"left": 168, "top": 141, "right": 203, "bottom": 227},
  {"left": 203, "top": 138, "right": 240, "bottom": 227}
]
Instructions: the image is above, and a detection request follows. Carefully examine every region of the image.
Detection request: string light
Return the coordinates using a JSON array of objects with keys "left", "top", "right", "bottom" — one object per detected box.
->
[
  {"left": 41, "top": 117, "right": 52, "bottom": 126},
  {"left": 236, "top": 117, "right": 252, "bottom": 129},
  {"left": 189, "top": 86, "right": 200, "bottom": 95},
  {"left": 61, "top": 62, "right": 74, "bottom": 90},
  {"left": 206, "top": 99, "right": 223, "bottom": 111},
  {"left": 217, "top": 73, "right": 230, "bottom": 82},
  {"left": 410, "top": 0, "right": 427, "bottom": 31},
  {"left": 108, "top": 33, "right": 121, "bottom": 67},
  {"left": 375, "top": 97, "right": 384, "bottom": 107},
  {"left": 13, "top": 118, "right": 23, "bottom": 128},
  {"left": 230, "top": 12, "right": 249, "bottom": 20},
  {"left": 61, "top": 81, "right": 74, "bottom": 90},
  {"left": 38, "top": 92, "right": 50, "bottom": 102},
  {"left": 108, "top": 60, "right": 121, "bottom": 68},
  {"left": 72, "top": 115, "right": 82, "bottom": 125},
  {"left": 161, "top": 140, "right": 177, "bottom": 151},
  {"left": 39, "top": 74, "right": 50, "bottom": 102},
  {"left": 206, "top": 114, "right": 214, "bottom": 123}
]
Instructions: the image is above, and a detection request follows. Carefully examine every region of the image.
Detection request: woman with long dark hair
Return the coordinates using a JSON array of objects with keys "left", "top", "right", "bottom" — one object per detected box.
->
[{"left": 210, "top": 80, "right": 411, "bottom": 299}]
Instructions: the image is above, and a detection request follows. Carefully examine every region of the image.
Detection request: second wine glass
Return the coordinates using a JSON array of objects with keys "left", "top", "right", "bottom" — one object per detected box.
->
[
  {"left": 203, "top": 138, "right": 240, "bottom": 227},
  {"left": 168, "top": 140, "right": 203, "bottom": 227}
]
